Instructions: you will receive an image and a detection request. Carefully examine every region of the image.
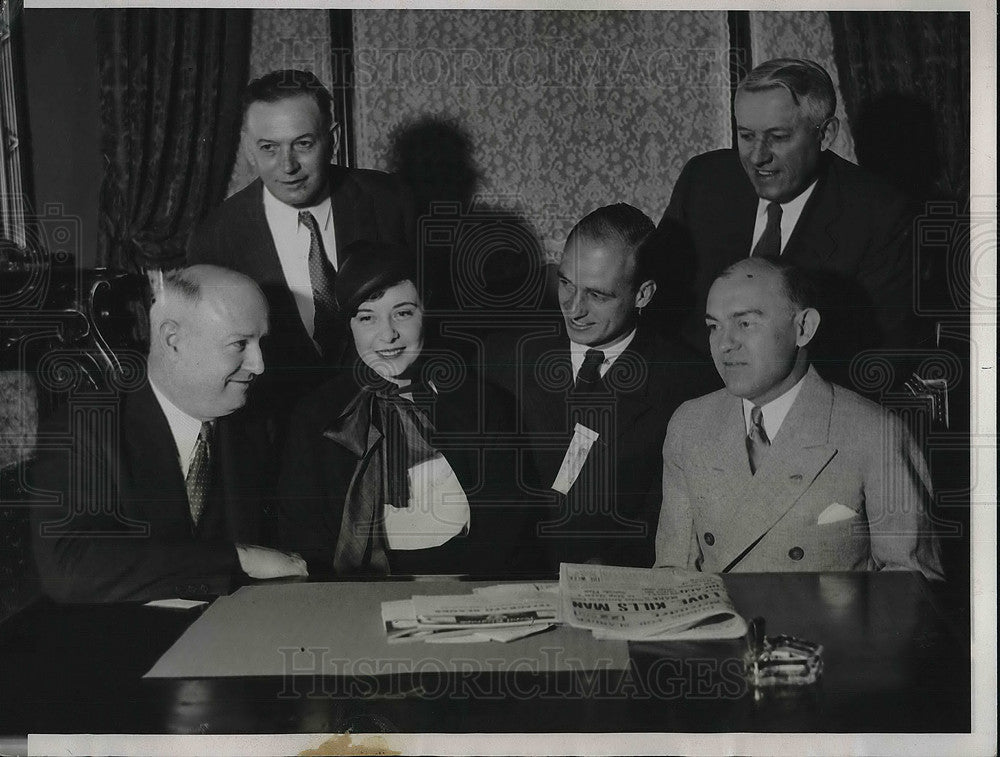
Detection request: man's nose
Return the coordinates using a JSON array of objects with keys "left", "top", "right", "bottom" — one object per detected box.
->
[
  {"left": 749, "top": 137, "right": 772, "bottom": 166},
  {"left": 713, "top": 325, "right": 738, "bottom": 352},
  {"left": 280, "top": 146, "right": 300, "bottom": 173},
  {"left": 244, "top": 342, "right": 265, "bottom": 375},
  {"left": 563, "top": 290, "right": 585, "bottom": 318}
]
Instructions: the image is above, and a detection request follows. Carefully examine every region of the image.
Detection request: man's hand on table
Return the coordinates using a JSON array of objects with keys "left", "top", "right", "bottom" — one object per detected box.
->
[{"left": 236, "top": 544, "right": 309, "bottom": 579}]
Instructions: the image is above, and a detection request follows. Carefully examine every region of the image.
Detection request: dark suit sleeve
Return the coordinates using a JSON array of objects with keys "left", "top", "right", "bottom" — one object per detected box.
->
[
  {"left": 28, "top": 434, "right": 240, "bottom": 604},
  {"left": 273, "top": 399, "right": 339, "bottom": 575},
  {"left": 858, "top": 195, "right": 918, "bottom": 352}
]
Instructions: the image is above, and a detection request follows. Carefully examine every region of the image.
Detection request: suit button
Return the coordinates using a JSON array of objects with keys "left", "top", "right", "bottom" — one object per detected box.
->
[
  {"left": 788, "top": 547, "right": 804, "bottom": 561},
  {"left": 703, "top": 532, "right": 715, "bottom": 546}
]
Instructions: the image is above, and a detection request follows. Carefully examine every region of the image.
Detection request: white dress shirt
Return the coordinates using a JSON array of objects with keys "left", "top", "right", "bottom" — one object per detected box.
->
[
  {"left": 568, "top": 328, "right": 637, "bottom": 381},
  {"left": 749, "top": 179, "right": 819, "bottom": 255},
  {"left": 262, "top": 185, "right": 337, "bottom": 342},
  {"left": 741, "top": 373, "right": 807, "bottom": 442},
  {"left": 149, "top": 380, "right": 206, "bottom": 478}
]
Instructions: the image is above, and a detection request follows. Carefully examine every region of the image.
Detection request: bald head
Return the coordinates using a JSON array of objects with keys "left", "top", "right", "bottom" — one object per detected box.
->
[{"left": 148, "top": 265, "right": 269, "bottom": 421}]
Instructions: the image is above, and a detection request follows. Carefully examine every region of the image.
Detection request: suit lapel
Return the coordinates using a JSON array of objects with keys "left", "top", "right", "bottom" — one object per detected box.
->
[
  {"left": 784, "top": 154, "right": 840, "bottom": 266},
  {"left": 608, "top": 330, "right": 658, "bottom": 440},
  {"left": 521, "top": 333, "right": 573, "bottom": 433},
  {"left": 122, "top": 382, "right": 189, "bottom": 528},
  {"left": 330, "top": 166, "right": 377, "bottom": 264},
  {"left": 723, "top": 368, "right": 837, "bottom": 567},
  {"left": 700, "top": 394, "right": 754, "bottom": 517},
  {"left": 234, "top": 180, "right": 287, "bottom": 285}
]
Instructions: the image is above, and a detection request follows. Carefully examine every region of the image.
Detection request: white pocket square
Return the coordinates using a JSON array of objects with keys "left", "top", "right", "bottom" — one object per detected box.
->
[{"left": 817, "top": 503, "right": 858, "bottom": 525}]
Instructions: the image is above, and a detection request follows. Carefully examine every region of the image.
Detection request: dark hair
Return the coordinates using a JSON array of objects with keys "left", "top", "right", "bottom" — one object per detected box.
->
[
  {"left": 737, "top": 58, "right": 836, "bottom": 127},
  {"left": 334, "top": 241, "right": 420, "bottom": 317},
  {"left": 717, "top": 256, "right": 818, "bottom": 311},
  {"left": 242, "top": 69, "right": 333, "bottom": 129},
  {"left": 565, "top": 203, "right": 656, "bottom": 287}
]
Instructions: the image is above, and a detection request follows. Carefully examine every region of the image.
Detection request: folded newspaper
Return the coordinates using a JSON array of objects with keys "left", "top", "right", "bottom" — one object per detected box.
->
[
  {"left": 381, "top": 586, "right": 557, "bottom": 644},
  {"left": 558, "top": 563, "right": 748, "bottom": 641}
]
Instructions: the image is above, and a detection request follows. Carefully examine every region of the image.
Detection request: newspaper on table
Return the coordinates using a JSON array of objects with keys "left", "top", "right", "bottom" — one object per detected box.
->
[
  {"left": 558, "top": 563, "right": 748, "bottom": 641},
  {"left": 381, "top": 587, "right": 557, "bottom": 644}
]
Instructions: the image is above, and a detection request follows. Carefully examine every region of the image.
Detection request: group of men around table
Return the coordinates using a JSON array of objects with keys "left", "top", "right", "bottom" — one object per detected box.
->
[{"left": 29, "top": 58, "right": 942, "bottom": 604}]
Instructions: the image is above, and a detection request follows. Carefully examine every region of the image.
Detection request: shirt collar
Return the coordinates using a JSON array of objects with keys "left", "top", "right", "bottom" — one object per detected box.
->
[
  {"left": 756, "top": 178, "right": 818, "bottom": 220},
  {"left": 262, "top": 184, "right": 334, "bottom": 232},
  {"left": 148, "top": 379, "right": 208, "bottom": 475},
  {"left": 569, "top": 328, "right": 637, "bottom": 374},
  {"left": 742, "top": 372, "right": 807, "bottom": 441}
]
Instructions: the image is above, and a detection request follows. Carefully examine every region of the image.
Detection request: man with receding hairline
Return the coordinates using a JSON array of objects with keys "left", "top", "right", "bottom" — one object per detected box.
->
[
  {"left": 30, "top": 265, "right": 307, "bottom": 603},
  {"left": 493, "top": 204, "right": 713, "bottom": 569},
  {"left": 658, "top": 58, "right": 916, "bottom": 383},
  {"left": 654, "top": 257, "right": 941, "bottom": 578}
]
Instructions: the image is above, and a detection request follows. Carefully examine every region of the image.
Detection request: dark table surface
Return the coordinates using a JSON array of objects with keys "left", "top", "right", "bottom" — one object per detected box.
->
[{"left": 0, "top": 571, "right": 970, "bottom": 737}]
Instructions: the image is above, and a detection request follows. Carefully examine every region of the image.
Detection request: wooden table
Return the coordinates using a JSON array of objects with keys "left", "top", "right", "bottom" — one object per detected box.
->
[{"left": 0, "top": 571, "right": 970, "bottom": 740}]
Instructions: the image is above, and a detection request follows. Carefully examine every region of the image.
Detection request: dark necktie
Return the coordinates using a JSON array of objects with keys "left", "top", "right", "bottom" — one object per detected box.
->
[
  {"left": 299, "top": 210, "right": 338, "bottom": 354},
  {"left": 186, "top": 422, "right": 213, "bottom": 526},
  {"left": 746, "top": 405, "right": 770, "bottom": 475},
  {"left": 751, "top": 202, "right": 782, "bottom": 258},
  {"left": 574, "top": 349, "right": 606, "bottom": 393}
]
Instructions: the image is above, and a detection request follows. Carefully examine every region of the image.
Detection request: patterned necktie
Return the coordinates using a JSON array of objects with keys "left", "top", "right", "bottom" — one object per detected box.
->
[
  {"left": 186, "top": 422, "right": 213, "bottom": 526},
  {"left": 574, "top": 349, "right": 606, "bottom": 393},
  {"left": 746, "top": 405, "right": 770, "bottom": 475},
  {"left": 299, "top": 210, "right": 338, "bottom": 354},
  {"left": 751, "top": 202, "right": 783, "bottom": 257}
]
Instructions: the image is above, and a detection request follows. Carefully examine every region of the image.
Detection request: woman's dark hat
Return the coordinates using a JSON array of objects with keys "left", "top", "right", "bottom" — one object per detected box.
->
[{"left": 334, "top": 241, "right": 419, "bottom": 315}]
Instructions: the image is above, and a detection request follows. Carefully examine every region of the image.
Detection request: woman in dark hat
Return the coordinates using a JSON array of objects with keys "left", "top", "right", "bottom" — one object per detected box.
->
[{"left": 275, "top": 241, "right": 530, "bottom": 577}]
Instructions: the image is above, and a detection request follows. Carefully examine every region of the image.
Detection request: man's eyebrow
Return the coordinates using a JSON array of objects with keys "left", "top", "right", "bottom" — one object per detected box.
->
[
  {"left": 730, "top": 308, "right": 764, "bottom": 318},
  {"left": 584, "top": 286, "right": 615, "bottom": 298}
]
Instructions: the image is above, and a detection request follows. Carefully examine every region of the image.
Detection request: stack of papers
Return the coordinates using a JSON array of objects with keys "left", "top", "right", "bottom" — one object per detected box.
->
[
  {"left": 381, "top": 584, "right": 558, "bottom": 644},
  {"left": 558, "top": 563, "right": 748, "bottom": 641}
]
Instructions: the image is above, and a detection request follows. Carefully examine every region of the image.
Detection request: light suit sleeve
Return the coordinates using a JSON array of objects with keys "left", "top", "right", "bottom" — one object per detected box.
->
[
  {"left": 864, "top": 407, "right": 944, "bottom": 580},
  {"left": 654, "top": 407, "right": 700, "bottom": 569}
]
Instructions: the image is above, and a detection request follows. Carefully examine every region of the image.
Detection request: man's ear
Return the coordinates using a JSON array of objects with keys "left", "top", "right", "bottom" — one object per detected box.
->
[
  {"left": 819, "top": 116, "right": 840, "bottom": 152},
  {"left": 635, "top": 279, "right": 657, "bottom": 309},
  {"left": 158, "top": 319, "right": 183, "bottom": 356},
  {"left": 795, "top": 308, "right": 821, "bottom": 347}
]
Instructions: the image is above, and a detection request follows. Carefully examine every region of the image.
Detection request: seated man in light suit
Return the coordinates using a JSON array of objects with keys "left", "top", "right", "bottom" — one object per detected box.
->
[
  {"left": 30, "top": 265, "right": 307, "bottom": 603},
  {"left": 654, "top": 257, "right": 942, "bottom": 579}
]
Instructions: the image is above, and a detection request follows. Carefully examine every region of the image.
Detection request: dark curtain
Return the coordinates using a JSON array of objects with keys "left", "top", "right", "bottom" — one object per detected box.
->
[
  {"left": 828, "top": 11, "right": 970, "bottom": 204},
  {"left": 97, "top": 9, "right": 250, "bottom": 270}
]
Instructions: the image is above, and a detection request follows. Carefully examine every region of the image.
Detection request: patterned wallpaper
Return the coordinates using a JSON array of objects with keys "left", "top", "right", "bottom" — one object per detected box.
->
[
  {"left": 227, "top": 9, "right": 335, "bottom": 197},
  {"left": 232, "top": 10, "right": 857, "bottom": 251},
  {"left": 749, "top": 11, "right": 857, "bottom": 163},
  {"left": 351, "top": 10, "right": 732, "bottom": 258}
]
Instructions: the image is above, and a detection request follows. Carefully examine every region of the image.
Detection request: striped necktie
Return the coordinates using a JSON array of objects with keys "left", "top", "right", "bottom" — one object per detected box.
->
[{"left": 299, "top": 210, "right": 338, "bottom": 355}]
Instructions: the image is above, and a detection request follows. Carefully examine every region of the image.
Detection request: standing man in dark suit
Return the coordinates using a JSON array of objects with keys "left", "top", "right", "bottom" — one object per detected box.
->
[
  {"left": 188, "top": 69, "right": 412, "bottom": 421},
  {"left": 655, "top": 257, "right": 942, "bottom": 579},
  {"left": 30, "top": 266, "right": 307, "bottom": 603},
  {"left": 494, "top": 204, "right": 715, "bottom": 569},
  {"left": 659, "top": 58, "right": 916, "bottom": 385}
]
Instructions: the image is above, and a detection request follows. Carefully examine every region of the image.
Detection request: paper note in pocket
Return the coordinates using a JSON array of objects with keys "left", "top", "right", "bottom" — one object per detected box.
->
[{"left": 551, "top": 423, "right": 600, "bottom": 495}]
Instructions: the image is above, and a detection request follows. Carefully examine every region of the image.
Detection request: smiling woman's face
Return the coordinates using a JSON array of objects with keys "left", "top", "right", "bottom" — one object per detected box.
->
[{"left": 350, "top": 280, "right": 424, "bottom": 381}]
